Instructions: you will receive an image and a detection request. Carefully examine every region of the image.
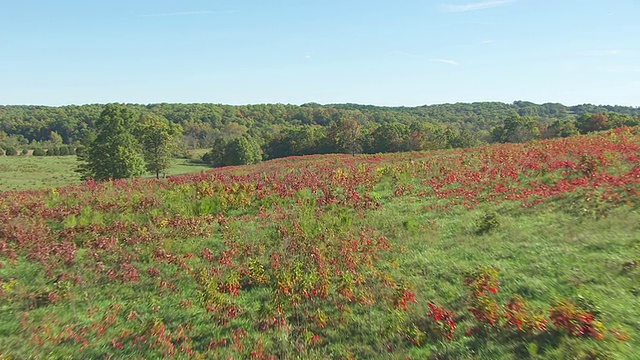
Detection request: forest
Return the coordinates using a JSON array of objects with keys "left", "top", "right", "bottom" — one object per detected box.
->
[{"left": 1, "top": 101, "right": 639, "bottom": 166}]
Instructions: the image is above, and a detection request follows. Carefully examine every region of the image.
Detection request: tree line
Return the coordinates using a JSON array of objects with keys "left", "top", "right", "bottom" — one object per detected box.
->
[
  {"left": 1, "top": 101, "right": 639, "bottom": 180},
  {"left": 2, "top": 101, "right": 638, "bottom": 148}
]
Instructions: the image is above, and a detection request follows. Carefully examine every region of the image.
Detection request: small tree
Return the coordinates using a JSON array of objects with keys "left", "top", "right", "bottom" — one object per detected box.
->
[
  {"left": 136, "top": 114, "right": 183, "bottom": 178},
  {"left": 202, "top": 135, "right": 262, "bottom": 167},
  {"left": 547, "top": 119, "right": 579, "bottom": 138},
  {"left": 577, "top": 113, "right": 609, "bottom": 134},
  {"left": 58, "top": 146, "right": 70, "bottom": 156},
  {"left": 3, "top": 146, "right": 17, "bottom": 156},
  {"left": 491, "top": 114, "right": 540, "bottom": 143},
  {"left": 371, "top": 122, "right": 409, "bottom": 153},
  {"left": 225, "top": 135, "right": 262, "bottom": 166},
  {"left": 202, "top": 137, "right": 229, "bottom": 167},
  {"left": 326, "top": 117, "right": 363, "bottom": 155}
]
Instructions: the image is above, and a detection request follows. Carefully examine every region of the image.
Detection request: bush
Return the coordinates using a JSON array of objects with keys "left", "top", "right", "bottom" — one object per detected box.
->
[
  {"left": 46, "top": 148, "right": 60, "bottom": 156},
  {"left": 21, "top": 148, "right": 29, "bottom": 155},
  {"left": 58, "top": 146, "right": 70, "bottom": 156},
  {"left": 475, "top": 212, "right": 500, "bottom": 235},
  {"left": 33, "top": 148, "right": 46, "bottom": 156},
  {"left": 3, "top": 146, "right": 17, "bottom": 156}
]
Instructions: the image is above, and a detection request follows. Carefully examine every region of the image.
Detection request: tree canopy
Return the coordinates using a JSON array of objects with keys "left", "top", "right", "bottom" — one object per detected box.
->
[
  {"left": 136, "top": 113, "right": 183, "bottom": 178},
  {"left": 79, "top": 104, "right": 146, "bottom": 180},
  {"left": 2, "top": 101, "right": 639, "bottom": 169}
]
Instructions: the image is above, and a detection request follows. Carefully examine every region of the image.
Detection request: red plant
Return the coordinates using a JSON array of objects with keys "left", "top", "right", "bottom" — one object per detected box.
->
[
  {"left": 503, "top": 296, "right": 548, "bottom": 333},
  {"left": 549, "top": 301, "right": 605, "bottom": 340},
  {"left": 426, "top": 302, "right": 457, "bottom": 340}
]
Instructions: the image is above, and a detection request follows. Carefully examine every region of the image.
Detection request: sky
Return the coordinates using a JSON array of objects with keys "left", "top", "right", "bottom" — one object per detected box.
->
[{"left": 1, "top": 0, "right": 639, "bottom": 107}]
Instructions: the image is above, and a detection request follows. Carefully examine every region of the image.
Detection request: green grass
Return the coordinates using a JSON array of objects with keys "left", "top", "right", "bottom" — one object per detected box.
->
[
  {"left": 0, "top": 155, "right": 212, "bottom": 191},
  {"left": 0, "top": 156, "right": 81, "bottom": 191},
  {"left": 1, "top": 132, "right": 640, "bottom": 358}
]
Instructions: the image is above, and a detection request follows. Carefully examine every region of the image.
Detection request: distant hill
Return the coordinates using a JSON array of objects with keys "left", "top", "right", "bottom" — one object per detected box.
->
[{"left": 1, "top": 101, "right": 637, "bottom": 145}]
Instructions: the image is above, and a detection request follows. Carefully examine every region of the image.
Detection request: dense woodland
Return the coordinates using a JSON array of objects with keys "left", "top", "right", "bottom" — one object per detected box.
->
[{"left": 1, "top": 102, "right": 639, "bottom": 166}]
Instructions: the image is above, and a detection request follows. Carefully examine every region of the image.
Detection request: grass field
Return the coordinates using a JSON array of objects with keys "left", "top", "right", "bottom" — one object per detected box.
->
[
  {"left": 1, "top": 130, "right": 639, "bottom": 358},
  {"left": 0, "top": 154, "right": 212, "bottom": 191}
]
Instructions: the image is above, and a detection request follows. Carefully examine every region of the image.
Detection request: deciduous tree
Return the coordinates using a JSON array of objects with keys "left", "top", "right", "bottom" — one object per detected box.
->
[
  {"left": 137, "top": 113, "right": 183, "bottom": 178},
  {"left": 79, "top": 104, "right": 146, "bottom": 180}
]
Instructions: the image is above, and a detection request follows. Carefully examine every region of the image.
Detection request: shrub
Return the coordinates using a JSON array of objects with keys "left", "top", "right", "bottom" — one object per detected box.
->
[
  {"left": 549, "top": 300, "right": 605, "bottom": 339},
  {"left": 3, "top": 146, "right": 17, "bottom": 156},
  {"left": 58, "top": 146, "right": 70, "bottom": 156},
  {"left": 33, "top": 148, "right": 46, "bottom": 156},
  {"left": 74, "top": 146, "right": 85, "bottom": 157},
  {"left": 475, "top": 212, "right": 500, "bottom": 235}
]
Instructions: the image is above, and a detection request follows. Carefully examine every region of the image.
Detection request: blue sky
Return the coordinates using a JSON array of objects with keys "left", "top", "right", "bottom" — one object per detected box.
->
[{"left": 1, "top": 0, "right": 638, "bottom": 106}]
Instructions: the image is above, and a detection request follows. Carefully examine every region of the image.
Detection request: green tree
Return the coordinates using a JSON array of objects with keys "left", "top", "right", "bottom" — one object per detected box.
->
[
  {"left": 49, "top": 131, "right": 64, "bottom": 146},
  {"left": 447, "top": 128, "right": 478, "bottom": 148},
  {"left": 371, "top": 122, "right": 409, "bottom": 153},
  {"left": 606, "top": 112, "right": 639, "bottom": 128},
  {"left": 326, "top": 117, "right": 362, "bottom": 155},
  {"left": 202, "top": 135, "right": 262, "bottom": 167},
  {"left": 491, "top": 114, "right": 540, "bottom": 143},
  {"left": 225, "top": 135, "right": 262, "bottom": 166},
  {"left": 137, "top": 114, "right": 183, "bottom": 179},
  {"left": 546, "top": 119, "right": 579, "bottom": 138},
  {"left": 405, "top": 122, "right": 450, "bottom": 151},
  {"left": 3, "top": 146, "right": 17, "bottom": 156},
  {"left": 263, "top": 125, "right": 326, "bottom": 159},
  {"left": 80, "top": 104, "right": 146, "bottom": 181},
  {"left": 576, "top": 113, "right": 608, "bottom": 134},
  {"left": 202, "top": 137, "right": 229, "bottom": 167}
]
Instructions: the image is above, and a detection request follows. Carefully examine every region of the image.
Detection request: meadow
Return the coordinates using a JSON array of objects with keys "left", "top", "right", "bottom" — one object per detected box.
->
[
  {"left": 1, "top": 128, "right": 639, "bottom": 359},
  {"left": 0, "top": 154, "right": 211, "bottom": 191}
]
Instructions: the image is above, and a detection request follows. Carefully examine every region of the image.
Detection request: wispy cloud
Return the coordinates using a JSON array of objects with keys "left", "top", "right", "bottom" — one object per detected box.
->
[
  {"left": 430, "top": 58, "right": 460, "bottom": 66},
  {"left": 386, "top": 50, "right": 424, "bottom": 58},
  {"left": 601, "top": 67, "right": 640, "bottom": 73},
  {"left": 576, "top": 49, "right": 623, "bottom": 57},
  {"left": 137, "top": 10, "right": 235, "bottom": 18},
  {"left": 480, "top": 39, "right": 496, "bottom": 45},
  {"left": 441, "top": 0, "right": 514, "bottom": 13}
]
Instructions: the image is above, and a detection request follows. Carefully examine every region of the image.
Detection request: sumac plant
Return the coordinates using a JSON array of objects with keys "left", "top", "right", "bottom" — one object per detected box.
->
[{"left": 0, "top": 127, "right": 638, "bottom": 358}]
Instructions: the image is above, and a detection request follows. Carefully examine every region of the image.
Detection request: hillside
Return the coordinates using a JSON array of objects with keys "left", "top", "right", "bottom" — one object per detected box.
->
[
  {"left": 2, "top": 101, "right": 639, "bottom": 147},
  {"left": 1, "top": 128, "right": 639, "bottom": 358}
]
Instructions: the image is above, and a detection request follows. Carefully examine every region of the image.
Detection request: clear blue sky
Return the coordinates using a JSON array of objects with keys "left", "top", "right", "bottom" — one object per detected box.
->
[{"left": 1, "top": 0, "right": 638, "bottom": 107}]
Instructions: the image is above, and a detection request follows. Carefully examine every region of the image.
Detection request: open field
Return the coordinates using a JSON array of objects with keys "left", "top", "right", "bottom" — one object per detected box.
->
[
  {"left": 0, "top": 156, "right": 82, "bottom": 191},
  {"left": 1, "top": 129, "right": 639, "bottom": 358},
  {"left": 0, "top": 155, "right": 212, "bottom": 191}
]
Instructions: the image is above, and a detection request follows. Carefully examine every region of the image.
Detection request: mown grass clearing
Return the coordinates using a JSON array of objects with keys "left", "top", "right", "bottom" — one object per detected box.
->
[{"left": 0, "top": 155, "right": 211, "bottom": 191}]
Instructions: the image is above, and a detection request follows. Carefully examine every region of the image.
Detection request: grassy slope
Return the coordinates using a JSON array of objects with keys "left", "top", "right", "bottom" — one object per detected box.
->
[
  {"left": 0, "top": 155, "right": 212, "bottom": 191},
  {"left": 1, "top": 130, "right": 639, "bottom": 359}
]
